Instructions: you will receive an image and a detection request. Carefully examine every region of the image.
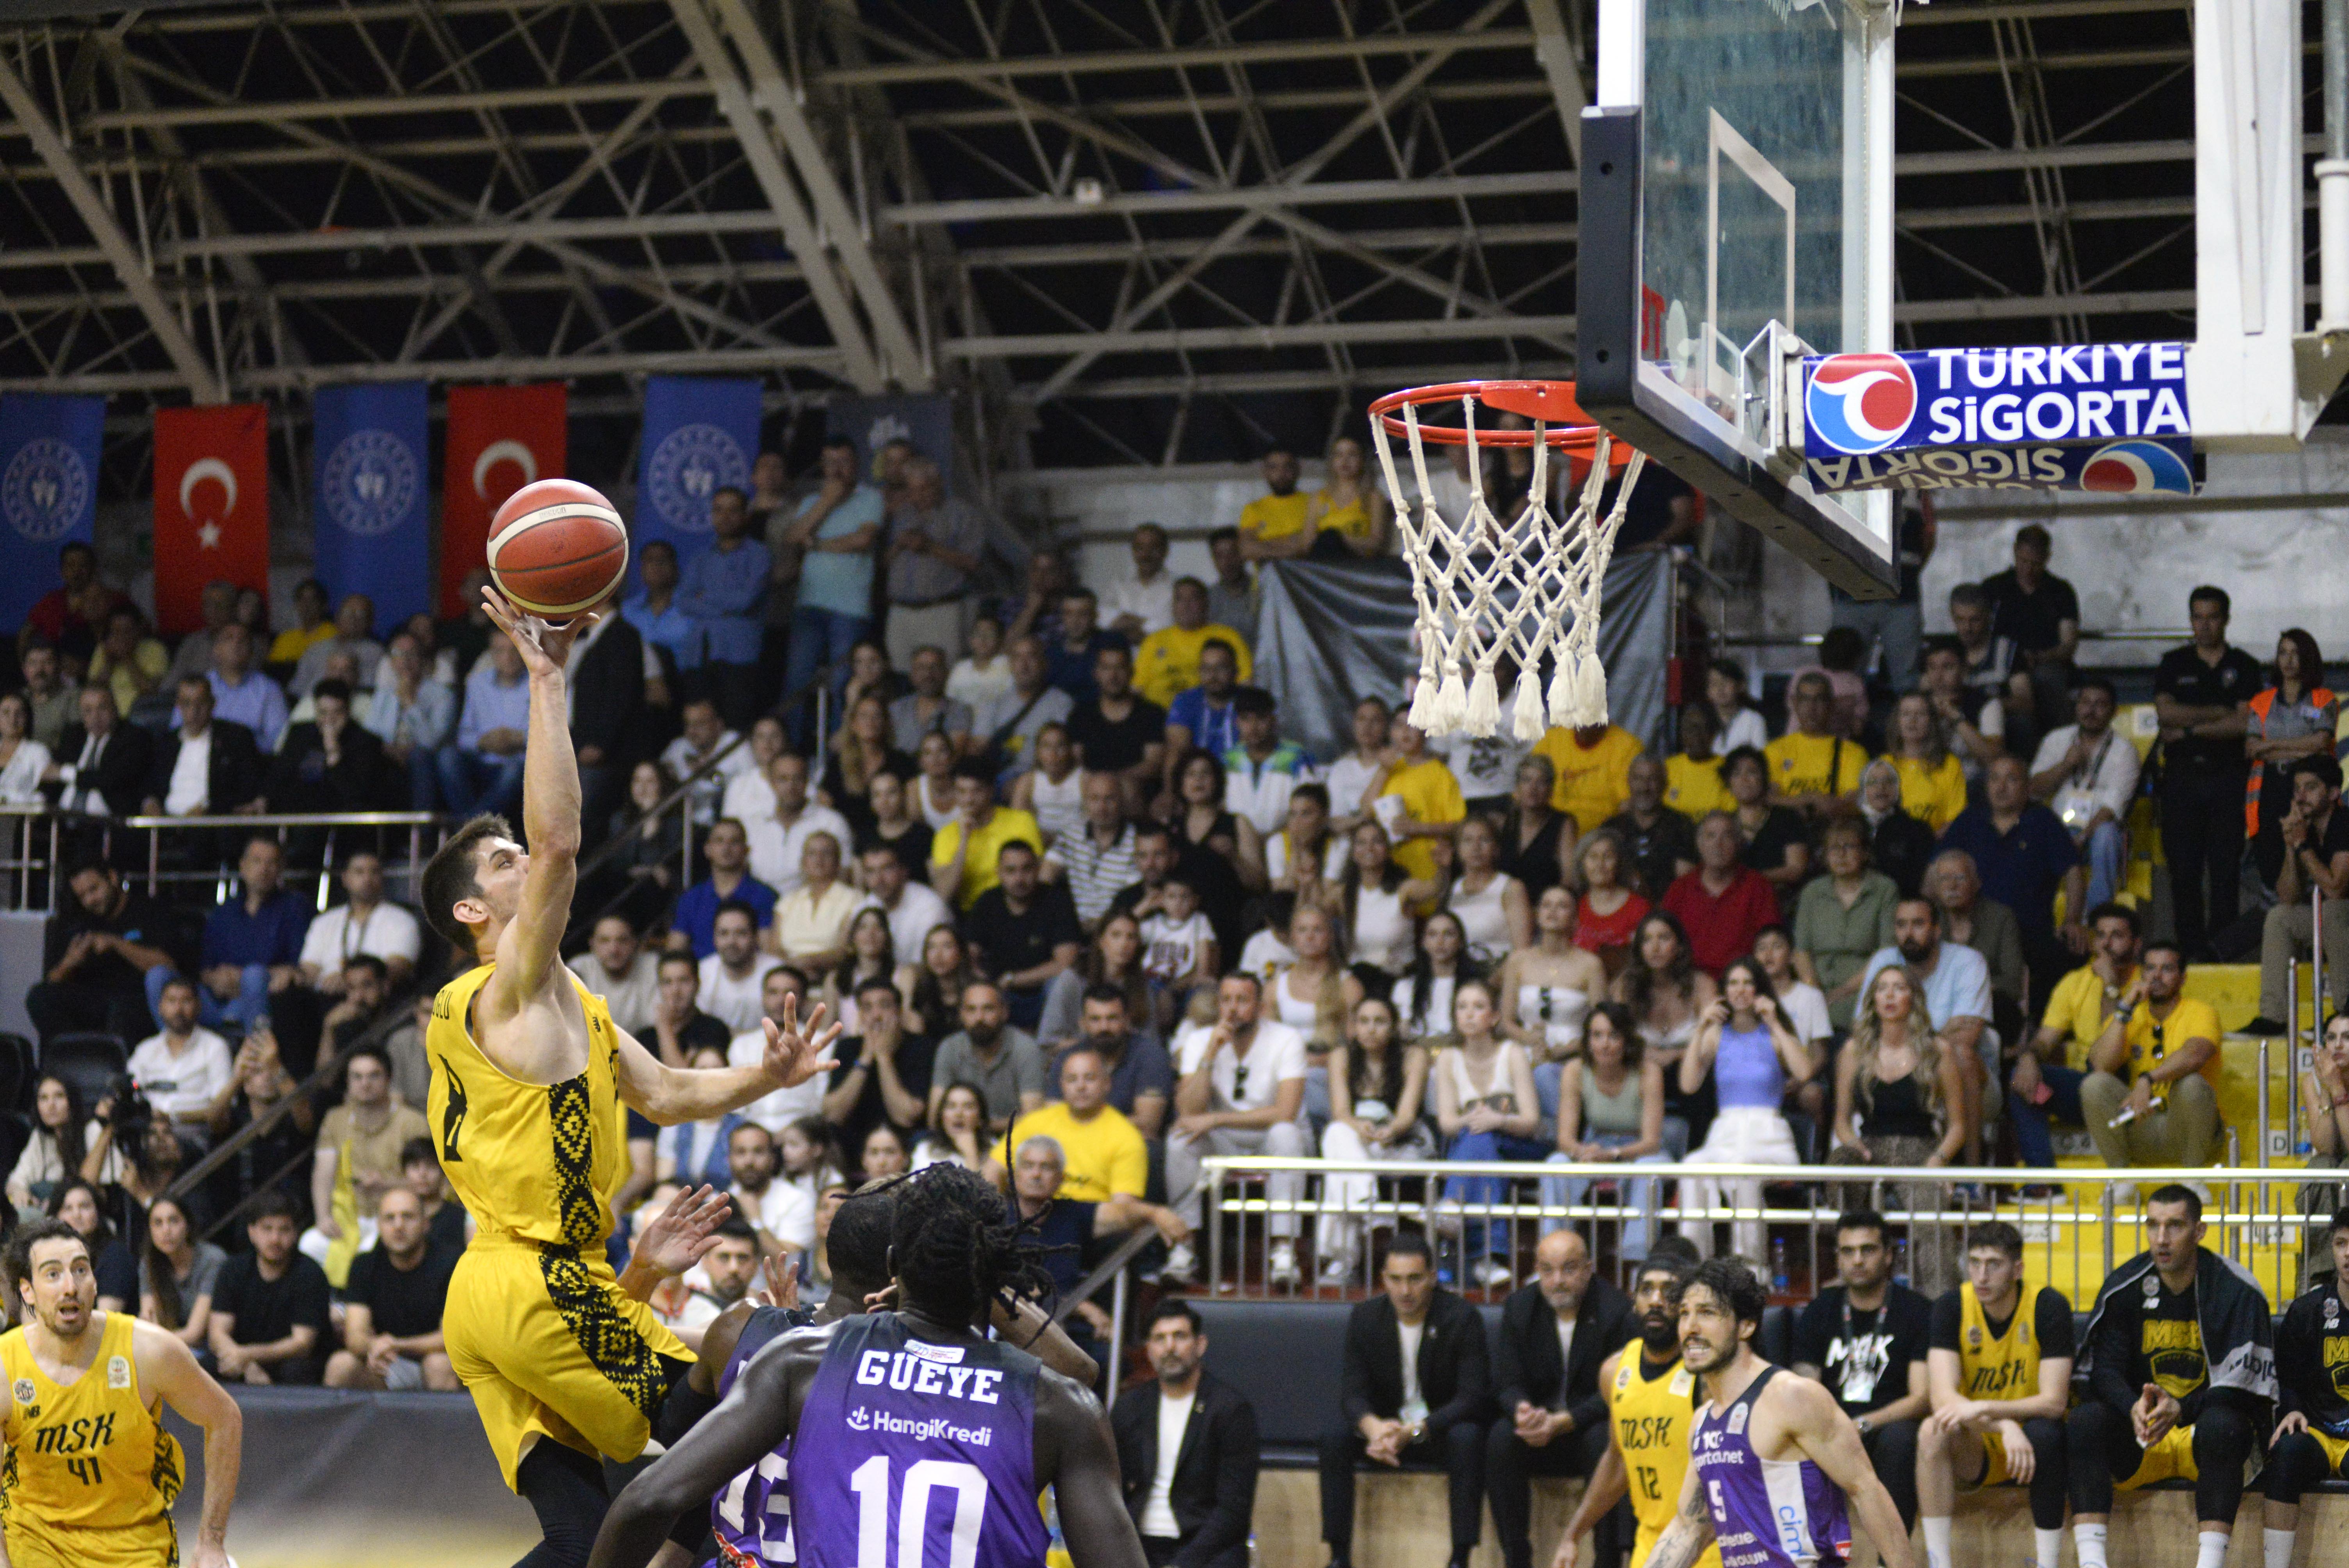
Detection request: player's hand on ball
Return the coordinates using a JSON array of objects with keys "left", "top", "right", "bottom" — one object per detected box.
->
[
  {"left": 633, "top": 1184, "right": 733, "bottom": 1278},
  {"left": 479, "top": 584, "right": 596, "bottom": 674},
  {"left": 760, "top": 994, "right": 841, "bottom": 1088}
]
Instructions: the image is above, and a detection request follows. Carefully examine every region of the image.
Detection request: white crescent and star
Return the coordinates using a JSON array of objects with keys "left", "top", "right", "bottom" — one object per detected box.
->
[
  {"left": 178, "top": 457, "right": 238, "bottom": 549},
  {"left": 473, "top": 440, "right": 539, "bottom": 499}
]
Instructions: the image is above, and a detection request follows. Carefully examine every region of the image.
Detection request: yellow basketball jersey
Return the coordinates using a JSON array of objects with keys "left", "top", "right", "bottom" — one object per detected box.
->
[
  {"left": 426, "top": 962, "right": 628, "bottom": 1249},
  {"left": 1608, "top": 1336, "right": 1719, "bottom": 1568},
  {"left": 1956, "top": 1282, "right": 2047, "bottom": 1402},
  {"left": 0, "top": 1313, "right": 183, "bottom": 1537}
]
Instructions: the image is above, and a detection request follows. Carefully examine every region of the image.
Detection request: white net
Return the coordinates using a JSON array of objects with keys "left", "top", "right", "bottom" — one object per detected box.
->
[{"left": 1372, "top": 391, "right": 1649, "bottom": 742}]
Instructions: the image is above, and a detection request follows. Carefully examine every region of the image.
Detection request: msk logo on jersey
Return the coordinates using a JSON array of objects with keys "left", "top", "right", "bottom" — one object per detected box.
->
[
  {"left": 1805, "top": 354, "right": 1918, "bottom": 456},
  {"left": 2079, "top": 439, "right": 2195, "bottom": 496}
]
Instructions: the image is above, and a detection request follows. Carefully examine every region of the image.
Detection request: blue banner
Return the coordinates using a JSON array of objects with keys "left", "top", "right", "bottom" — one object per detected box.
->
[
  {"left": 638, "top": 377, "right": 760, "bottom": 572},
  {"left": 1803, "top": 342, "right": 2192, "bottom": 460},
  {"left": 828, "top": 393, "right": 955, "bottom": 491},
  {"left": 312, "top": 382, "right": 430, "bottom": 631},
  {"left": 1805, "top": 436, "right": 2200, "bottom": 496},
  {"left": 0, "top": 393, "right": 103, "bottom": 633}
]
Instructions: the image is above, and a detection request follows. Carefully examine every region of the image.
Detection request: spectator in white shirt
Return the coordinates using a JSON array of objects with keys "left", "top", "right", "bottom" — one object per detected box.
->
[
  {"left": 1324, "top": 695, "right": 1394, "bottom": 835},
  {"left": 729, "top": 966, "right": 825, "bottom": 1135},
  {"left": 2026, "top": 675, "right": 2141, "bottom": 911},
  {"left": 948, "top": 614, "right": 1016, "bottom": 711},
  {"left": 1162, "top": 973, "right": 1309, "bottom": 1284},
  {"left": 1221, "top": 688, "right": 1320, "bottom": 837},
  {"left": 567, "top": 914, "right": 663, "bottom": 1037},
  {"left": 722, "top": 1121, "right": 815, "bottom": 1256},
  {"left": 661, "top": 698, "right": 750, "bottom": 829},
  {"left": 857, "top": 843, "right": 953, "bottom": 968},
  {"left": 127, "top": 976, "right": 234, "bottom": 1143},
  {"left": 718, "top": 715, "right": 789, "bottom": 827},
  {"left": 1105, "top": 523, "right": 1178, "bottom": 640},
  {"left": 698, "top": 903, "right": 784, "bottom": 1033},
  {"left": 746, "top": 752, "right": 855, "bottom": 897},
  {"left": 297, "top": 851, "right": 421, "bottom": 996}
]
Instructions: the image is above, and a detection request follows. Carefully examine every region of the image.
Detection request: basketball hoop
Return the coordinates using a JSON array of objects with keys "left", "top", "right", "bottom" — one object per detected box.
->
[{"left": 1369, "top": 380, "right": 1648, "bottom": 742}]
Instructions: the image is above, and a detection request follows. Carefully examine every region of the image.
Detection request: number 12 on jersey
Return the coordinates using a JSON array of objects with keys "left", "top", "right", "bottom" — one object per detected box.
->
[{"left": 850, "top": 1455, "right": 990, "bottom": 1568}]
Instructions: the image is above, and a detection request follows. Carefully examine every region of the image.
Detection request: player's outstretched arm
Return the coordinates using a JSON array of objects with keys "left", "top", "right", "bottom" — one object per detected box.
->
[
  {"left": 479, "top": 588, "right": 593, "bottom": 994},
  {"left": 1642, "top": 1459, "right": 1717, "bottom": 1568},
  {"left": 1781, "top": 1376, "right": 1915, "bottom": 1568},
  {"left": 135, "top": 1317, "right": 242, "bottom": 1568},
  {"left": 589, "top": 1332, "right": 816, "bottom": 1568},
  {"left": 1036, "top": 1368, "right": 1149, "bottom": 1568},
  {"left": 608, "top": 1001, "right": 839, "bottom": 1126}
]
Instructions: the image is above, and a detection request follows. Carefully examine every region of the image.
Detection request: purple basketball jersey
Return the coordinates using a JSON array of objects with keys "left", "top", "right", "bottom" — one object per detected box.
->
[
  {"left": 787, "top": 1313, "right": 1050, "bottom": 1568},
  {"left": 709, "top": 1306, "right": 804, "bottom": 1568},
  {"left": 1688, "top": 1366, "right": 1851, "bottom": 1568}
]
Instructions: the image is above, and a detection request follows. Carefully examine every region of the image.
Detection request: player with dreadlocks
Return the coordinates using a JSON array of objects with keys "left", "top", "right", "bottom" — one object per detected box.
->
[{"left": 593, "top": 1166, "right": 1134, "bottom": 1568}]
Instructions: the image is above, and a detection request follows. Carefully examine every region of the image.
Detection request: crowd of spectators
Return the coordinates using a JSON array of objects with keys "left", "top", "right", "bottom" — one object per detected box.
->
[{"left": 2, "top": 437, "right": 2341, "bottom": 1505}]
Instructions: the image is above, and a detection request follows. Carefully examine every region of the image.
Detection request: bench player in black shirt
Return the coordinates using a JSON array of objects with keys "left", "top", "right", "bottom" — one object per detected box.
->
[{"left": 2266, "top": 1205, "right": 2349, "bottom": 1568}]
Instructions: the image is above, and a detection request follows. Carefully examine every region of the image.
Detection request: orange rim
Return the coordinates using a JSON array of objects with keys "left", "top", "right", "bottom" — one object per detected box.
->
[{"left": 1369, "top": 380, "right": 1634, "bottom": 468}]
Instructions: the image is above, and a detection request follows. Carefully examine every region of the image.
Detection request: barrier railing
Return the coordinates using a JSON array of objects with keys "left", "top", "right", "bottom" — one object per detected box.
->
[
  {"left": 0, "top": 807, "right": 449, "bottom": 913},
  {"left": 1197, "top": 1158, "right": 2332, "bottom": 1308}
]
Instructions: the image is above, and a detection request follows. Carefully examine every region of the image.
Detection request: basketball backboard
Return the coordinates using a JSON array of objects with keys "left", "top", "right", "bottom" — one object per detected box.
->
[{"left": 1576, "top": 0, "right": 1900, "bottom": 597}]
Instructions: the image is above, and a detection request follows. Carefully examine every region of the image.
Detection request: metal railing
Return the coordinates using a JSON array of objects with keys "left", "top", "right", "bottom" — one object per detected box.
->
[
  {"left": 1196, "top": 1157, "right": 2334, "bottom": 1308},
  {"left": 0, "top": 807, "right": 447, "bottom": 912}
]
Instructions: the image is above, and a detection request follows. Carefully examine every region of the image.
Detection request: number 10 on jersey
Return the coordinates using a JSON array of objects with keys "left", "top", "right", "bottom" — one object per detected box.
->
[{"left": 850, "top": 1455, "right": 990, "bottom": 1568}]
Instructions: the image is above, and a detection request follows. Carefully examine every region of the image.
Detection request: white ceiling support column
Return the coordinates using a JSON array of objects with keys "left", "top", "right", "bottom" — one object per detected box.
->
[
  {"left": 0, "top": 45, "right": 223, "bottom": 403},
  {"left": 668, "top": 0, "right": 886, "bottom": 391},
  {"left": 1524, "top": 0, "right": 1588, "bottom": 166},
  {"left": 709, "top": 0, "right": 929, "bottom": 390}
]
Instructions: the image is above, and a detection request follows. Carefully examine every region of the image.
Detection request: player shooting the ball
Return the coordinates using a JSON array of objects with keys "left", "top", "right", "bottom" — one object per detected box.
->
[{"left": 419, "top": 586, "right": 840, "bottom": 1568}]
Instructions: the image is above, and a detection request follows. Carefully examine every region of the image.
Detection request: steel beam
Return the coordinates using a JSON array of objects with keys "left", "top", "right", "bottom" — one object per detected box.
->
[
  {"left": 707, "top": 0, "right": 928, "bottom": 388},
  {"left": 1524, "top": 0, "right": 1588, "bottom": 166},
  {"left": 667, "top": 0, "right": 886, "bottom": 389},
  {"left": 815, "top": 29, "right": 1541, "bottom": 87},
  {"left": 0, "top": 47, "right": 222, "bottom": 402}
]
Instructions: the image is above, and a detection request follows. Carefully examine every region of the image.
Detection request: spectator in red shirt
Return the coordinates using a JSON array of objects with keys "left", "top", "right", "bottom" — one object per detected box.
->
[
  {"left": 1661, "top": 811, "right": 1779, "bottom": 975},
  {"left": 19, "top": 542, "right": 127, "bottom": 676}
]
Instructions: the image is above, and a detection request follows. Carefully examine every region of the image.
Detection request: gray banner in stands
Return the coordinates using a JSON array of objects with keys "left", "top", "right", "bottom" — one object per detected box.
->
[
  {"left": 168, "top": 1387, "right": 537, "bottom": 1567},
  {"left": 1251, "top": 551, "right": 1674, "bottom": 765}
]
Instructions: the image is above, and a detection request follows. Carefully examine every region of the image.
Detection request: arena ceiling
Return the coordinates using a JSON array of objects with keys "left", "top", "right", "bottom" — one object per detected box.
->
[{"left": 0, "top": 0, "right": 2277, "bottom": 478}]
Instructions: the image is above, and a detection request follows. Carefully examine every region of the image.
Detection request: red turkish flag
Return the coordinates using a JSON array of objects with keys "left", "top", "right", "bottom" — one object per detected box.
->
[
  {"left": 441, "top": 383, "right": 567, "bottom": 616},
  {"left": 153, "top": 403, "right": 271, "bottom": 636}
]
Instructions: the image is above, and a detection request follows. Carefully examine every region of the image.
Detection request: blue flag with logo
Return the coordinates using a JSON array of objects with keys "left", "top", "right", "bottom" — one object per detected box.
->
[
  {"left": 637, "top": 376, "right": 761, "bottom": 574},
  {"left": 312, "top": 381, "right": 430, "bottom": 631},
  {"left": 0, "top": 393, "right": 103, "bottom": 633}
]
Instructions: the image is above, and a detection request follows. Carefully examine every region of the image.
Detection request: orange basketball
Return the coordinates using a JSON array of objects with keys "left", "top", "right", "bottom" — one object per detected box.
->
[{"left": 485, "top": 478, "right": 629, "bottom": 618}]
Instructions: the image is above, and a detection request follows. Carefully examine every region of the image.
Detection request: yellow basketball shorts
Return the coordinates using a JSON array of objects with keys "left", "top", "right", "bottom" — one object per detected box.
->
[
  {"left": 2, "top": 1516, "right": 178, "bottom": 1568},
  {"left": 1952, "top": 1424, "right": 2041, "bottom": 1491},
  {"left": 444, "top": 1235, "right": 693, "bottom": 1491},
  {"left": 2117, "top": 1424, "right": 2199, "bottom": 1492},
  {"left": 2315, "top": 1428, "right": 2349, "bottom": 1475}
]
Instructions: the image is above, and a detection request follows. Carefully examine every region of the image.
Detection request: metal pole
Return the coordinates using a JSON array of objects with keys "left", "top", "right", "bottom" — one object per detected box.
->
[
  {"left": 2322, "top": 0, "right": 2349, "bottom": 325},
  {"left": 2258, "top": 1041, "right": 2272, "bottom": 1167},
  {"left": 1104, "top": 1268, "right": 1129, "bottom": 1411},
  {"left": 2317, "top": 885, "right": 2330, "bottom": 1032},
  {"left": 679, "top": 794, "right": 694, "bottom": 893},
  {"left": 1207, "top": 1165, "right": 1223, "bottom": 1290}
]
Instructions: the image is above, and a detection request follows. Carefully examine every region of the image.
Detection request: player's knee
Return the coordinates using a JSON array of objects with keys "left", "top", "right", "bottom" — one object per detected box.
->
[
  {"left": 2023, "top": 1416, "right": 2066, "bottom": 1460},
  {"left": 1445, "top": 1420, "right": 1483, "bottom": 1463},
  {"left": 1871, "top": 1418, "right": 1919, "bottom": 1468},
  {"left": 2195, "top": 1404, "right": 2256, "bottom": 1464},
  {"left": 1916, "top": 1415, "right": 1948, "bottom": 1461}
]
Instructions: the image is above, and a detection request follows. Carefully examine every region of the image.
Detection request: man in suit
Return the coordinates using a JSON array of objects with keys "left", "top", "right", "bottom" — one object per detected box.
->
[
  {"left": 1320, "top": 1231, "right": 1491, "bottom": 1568},
  {"left": 1112, "top": 1300, "right": 1260, "bottom": 1568},
  {"left": 567, "top": 608, "right": 648, "bottom": 832},
  {"left": 144, "top": 674, "right": 266, "bottom": 818},
  {"left": 1485, "top": 1229, "right": 1633, "bottom": 1568},
  {"left": 46, "top": 682, "right": 153, "bottom": 816},
  {"left": 267, "top": 678, "right": 390, "bottom": 815}
]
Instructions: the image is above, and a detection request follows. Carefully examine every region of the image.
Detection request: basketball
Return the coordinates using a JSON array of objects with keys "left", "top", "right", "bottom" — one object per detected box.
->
[{"left": 484, "top": 478, "right": 629, "bottom": 618}]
